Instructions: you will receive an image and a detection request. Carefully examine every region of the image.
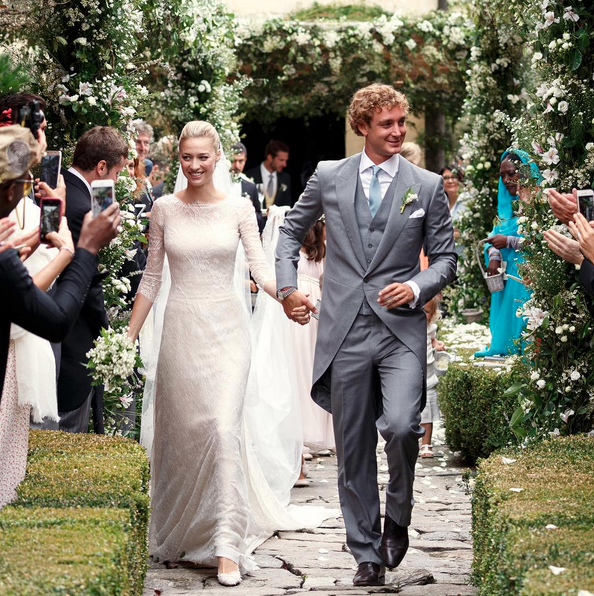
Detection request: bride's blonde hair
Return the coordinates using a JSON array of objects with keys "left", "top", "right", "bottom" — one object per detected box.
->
[{"left": 178, "top": 121, "right": 221, "bottom": 152}]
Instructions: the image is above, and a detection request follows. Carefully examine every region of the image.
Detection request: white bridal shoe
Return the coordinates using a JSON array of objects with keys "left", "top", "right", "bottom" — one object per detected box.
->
[{"left": 217, "top": 569, "right": 242, "bottom": 587}]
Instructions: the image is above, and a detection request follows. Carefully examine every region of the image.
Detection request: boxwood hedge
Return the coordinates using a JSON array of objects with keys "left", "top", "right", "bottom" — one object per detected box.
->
[
  {"left": 472, "top": 435, "right": 594, "bottom": 595},
  {"left": 438, "top": 364, "right": 521, "bottom": 462},
  {"left": 0, "top": 430, "right": 150, "bottom": 595}
]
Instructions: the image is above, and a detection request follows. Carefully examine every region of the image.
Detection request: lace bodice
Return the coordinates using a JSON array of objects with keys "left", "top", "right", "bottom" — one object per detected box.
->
[{"left": 138, "top": 194, "right": 273, "bottom": 303}]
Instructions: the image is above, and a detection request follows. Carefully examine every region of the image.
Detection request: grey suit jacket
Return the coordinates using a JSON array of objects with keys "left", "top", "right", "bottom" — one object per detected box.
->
[{"left": 275, "top": 153, "right": 457, "bottom": 412}]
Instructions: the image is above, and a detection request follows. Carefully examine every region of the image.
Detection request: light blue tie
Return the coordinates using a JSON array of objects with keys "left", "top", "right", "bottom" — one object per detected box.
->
[{"left": 368, "top": 165, "right": 382, "bottom": 218}]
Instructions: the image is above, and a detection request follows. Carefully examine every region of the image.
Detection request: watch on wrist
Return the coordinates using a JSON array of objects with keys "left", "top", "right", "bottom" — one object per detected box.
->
[{"left": 277, "top": 286, "right": 297, "bottom": 300}]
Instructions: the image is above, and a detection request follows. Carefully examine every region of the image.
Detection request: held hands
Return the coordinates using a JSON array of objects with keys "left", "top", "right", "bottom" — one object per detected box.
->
[
  {"left": 280, "top": 290, "right": 317, "bottom": 325},
  {"left": 543, "top": 229, "right": 583, "bottom": 265},
  {"left": 77, "top": 203, "right": 121, "bottom": 255},
  {"left": 569, "top": 213, "right": 594, "bottom": 264},
  {"left": 377, "top": 282, "right": 413, "bottom": 309},
  {"left": 487, "top": 234, "right": 508, "bottom": 249}
]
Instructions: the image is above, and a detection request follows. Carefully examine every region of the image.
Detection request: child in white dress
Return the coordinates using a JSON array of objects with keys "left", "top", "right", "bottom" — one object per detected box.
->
[{"left": 420, "top": 297, "right": 445, "bottom": 459}]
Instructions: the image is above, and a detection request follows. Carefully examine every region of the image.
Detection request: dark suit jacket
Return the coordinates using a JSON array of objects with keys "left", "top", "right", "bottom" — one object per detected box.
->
[
  {"left": 57, "top": 169, "right": 109, "bottom": 412},
  {"left": 580, "top": 259, "right": 594, "bottom": 295},
  {"left": 245, "top": 165, "right": 293, "bottom": 207},
  {"left": 0, "top": 247, "right": 97, "bottom": 399},
  {"left": 241, "top": 178, "right": 264, "bottom": 233}
]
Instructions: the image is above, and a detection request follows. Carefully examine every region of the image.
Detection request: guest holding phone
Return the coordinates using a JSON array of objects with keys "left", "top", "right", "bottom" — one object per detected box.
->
[{"left": 0, "top": 124, "right": 121, "bottom": 507}]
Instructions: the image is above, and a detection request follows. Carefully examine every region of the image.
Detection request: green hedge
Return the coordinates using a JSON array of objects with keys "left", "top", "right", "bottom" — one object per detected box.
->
[
  {"left": 472, "top": 435, "right": 594, "bottom": 595},
  {"left": 438, "top": 364, "right": 520, "bottom": 462},
  {"left": 0, "top": 431, "right": 150, "bottom": 595}
]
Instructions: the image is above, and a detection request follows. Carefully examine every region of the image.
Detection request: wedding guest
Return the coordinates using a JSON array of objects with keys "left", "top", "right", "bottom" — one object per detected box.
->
[
  {"left": 133, "top": 119, "right": 153, "bottom": 164},
  {"left": 57, "top": 126, "right": 128, "bottom": 433},
  {"left": 475, "top": 150, "right": 540, "bottom": 358},
  {"left": 291, "top": 218, "right": 335, "bottom": 486},
  {"left": 127, "top": 121, "right": 313, "bottom": 587},
  {"left": 439, "top": 165, "right": 467, "bottom": 252},
  {"left": 231, "top": 142, "right": 264, "bottom": 232},
  {"left": 148, "top": 157, "right": 169, "bottom": 200},
  {"left": 246, "top": 140, "right": 293, "bottom": 208},
  {"left": 400, "top": 142, "right": 422, "bottom": 166},
  {"left": 0, "top": 124, "right": 121, "bottom": 406},
  {"left": 419, "top": 297, "right": 445, "bottom": 459}
]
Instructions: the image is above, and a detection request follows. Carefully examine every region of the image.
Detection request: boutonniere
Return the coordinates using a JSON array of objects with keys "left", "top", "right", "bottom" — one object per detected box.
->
[
  {"left": 280, "top": 183, "right": 288, "bottom": 192},
  {"left": 231, "top": 172, "right": 242, "bottom": 184},
  {"left": 400, "top": 187, "right": 419, "bottom": 214}
]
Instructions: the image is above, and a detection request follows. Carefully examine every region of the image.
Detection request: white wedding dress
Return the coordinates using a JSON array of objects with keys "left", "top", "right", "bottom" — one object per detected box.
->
[{"left": 138, "top": 192, "right": 336, "bottom": 570}]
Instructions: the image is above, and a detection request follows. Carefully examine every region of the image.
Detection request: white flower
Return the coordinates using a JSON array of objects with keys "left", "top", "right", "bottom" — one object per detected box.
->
[
  {"left": 537, "top": 379, "right": 546, "bottom": 389},
  {"left": 569, "top": 326, "right": 576, "bottom": 332},
  {"left": 563, "top": 7, "right": 579, "bottom": 22},
  {"left": 530, "top": 371, "right": 540, "bottom": 381},
  {"left": 74, "top": 37, "right": 88, "bottom": 45},
  {"left": 541, "top": 169, "right": 559, "bottom": 184},
  {"left": 68, "top": 94, "right": 79, "bottom": 103},
  {"left": 78, "top": 82, "right": 93, "bottom": 96},
  {"left": 531, "top": 52, "right": 543, "bottom": 63},
  {"left": 570, "top": 371, "right": 580, "bottom": 381},
  {"left": 543, "top": 11, "right": 560, "bottom": 27},
  {"left": 404, "top": 38, "right": 417, "bottom": 51},
  {"left": 558, "top": 101, "right": 569, "bottom": 114},
  {"left": 561, "top": 335, "right": 568, "bottom": 342},
  {"left": 555, "top": 325, "right": 563, "bottom": 334},
  {"left": 531, "top": 221, "right": 539, "bottom": 230},
  {"left": 586, "top": 143, "right": 594, "bottom": 152},
  {"left": 542, "top": 147, "right": 560, "bottom": 165},
  {"left": 561, "top": 409, "right": 575, "bottom": 422},
  {"left": 87, "top": 96, "right": 97, "bottom": 106},
  {"left": 484, "top": 161, "right": 492, "bottom": 170},
  {"left": 548, "top": 566, "right": 566, "bottom": 576}
]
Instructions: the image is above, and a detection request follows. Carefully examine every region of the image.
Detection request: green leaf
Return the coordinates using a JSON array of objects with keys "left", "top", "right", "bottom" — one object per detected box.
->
[
  {"left": 510, "top": 406, "right": 525, "bottom": 428},
  {"left": 569, "top": 48, "right": 583, "bottom": 71},
  {"left": 55, "top": 36, "right": 67, "bottom": 46},
  {"left": 504, "top": 382, "right": 525, "bottom": 396}
]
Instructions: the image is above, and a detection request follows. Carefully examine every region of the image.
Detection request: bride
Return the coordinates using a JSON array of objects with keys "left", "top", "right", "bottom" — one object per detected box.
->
[{"left": 128, "top": 121, "right": 313, "bottom": 587}]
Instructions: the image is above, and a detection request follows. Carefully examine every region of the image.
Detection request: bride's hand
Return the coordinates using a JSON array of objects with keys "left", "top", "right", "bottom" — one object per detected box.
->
[{"left": 291, "top": 304, "right": 311, "bottom": 325}]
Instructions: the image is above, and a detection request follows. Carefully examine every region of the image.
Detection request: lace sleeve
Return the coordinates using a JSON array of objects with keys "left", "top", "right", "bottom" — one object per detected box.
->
[
  {"left": 238, "top": 200, "right": 274, "bottom": 288},
  {"left": 137, "top": 200, "right": 165, "bottom": 303}
]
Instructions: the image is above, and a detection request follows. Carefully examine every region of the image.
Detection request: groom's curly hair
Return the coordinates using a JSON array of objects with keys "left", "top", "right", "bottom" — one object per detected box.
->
[{"left": 348, "top": 84, "right": 409, "bottom": 137}]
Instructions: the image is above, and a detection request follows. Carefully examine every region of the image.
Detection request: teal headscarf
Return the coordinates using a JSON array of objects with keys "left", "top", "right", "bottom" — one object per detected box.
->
[{"left": 475, "top": 149, "right": 542, "bottom": 358}]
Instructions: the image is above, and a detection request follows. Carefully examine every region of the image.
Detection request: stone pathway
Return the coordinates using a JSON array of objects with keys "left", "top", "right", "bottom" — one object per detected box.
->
[{"left": 144, "top": 424, "right": 476, "bottom": 595}]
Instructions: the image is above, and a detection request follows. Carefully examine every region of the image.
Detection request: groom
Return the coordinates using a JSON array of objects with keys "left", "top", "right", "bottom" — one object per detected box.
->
[{"left": 275, "top": 84, "right": 457, "bottom": 586}]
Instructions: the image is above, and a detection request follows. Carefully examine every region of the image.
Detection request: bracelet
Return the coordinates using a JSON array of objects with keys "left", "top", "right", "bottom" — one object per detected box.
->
[{"left": 59, "top": 246, "right": 75, "bottom": 258}]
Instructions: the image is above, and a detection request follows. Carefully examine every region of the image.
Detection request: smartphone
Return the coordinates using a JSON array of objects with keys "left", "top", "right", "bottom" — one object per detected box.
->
[
  {"left": 39, "top": 197, "right": 63, "bottom": 243},
  {"left": 577, "top": 189, "right": 594, "bottom": 222},
  {"left": 91, "top": 179, "right": 115, "bottom": 217},
  {"left": 39, "top": 150, "right": 62, "bottom": 189}
]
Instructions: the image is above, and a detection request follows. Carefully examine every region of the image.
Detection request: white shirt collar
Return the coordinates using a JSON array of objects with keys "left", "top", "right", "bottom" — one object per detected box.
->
[
  {"left": 359, "top": 151, "right": 400, "bottom": 178},
  {"left": 68, "top": 167, "right": 92, "bottom": 197},
  {"left": 260, "top": 162, "right": 276, "bottom": 180}
]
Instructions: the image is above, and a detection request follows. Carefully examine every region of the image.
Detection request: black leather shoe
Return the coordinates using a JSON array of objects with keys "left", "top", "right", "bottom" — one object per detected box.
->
[
  {"left": 381, "top": 514, "right": 409, "bottom": 569},
  {"left": 353, "top": 562, "right": 386, "bottom": 586}
]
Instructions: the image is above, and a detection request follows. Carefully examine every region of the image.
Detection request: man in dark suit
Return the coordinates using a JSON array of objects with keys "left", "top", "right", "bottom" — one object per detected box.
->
[
  {"left": 230, "top": 142, "right": 264, "bottom": 233},
  {"left": 245, "top": 140, "right": 293, "bottom": 208},
  {"left": 57, "top": 126, "right": 128, "bottom": 433}
]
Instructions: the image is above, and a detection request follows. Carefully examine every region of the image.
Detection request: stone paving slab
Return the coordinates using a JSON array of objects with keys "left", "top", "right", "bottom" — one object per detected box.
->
[{"left": 144, "top": 423, "right": 476, "bottom": 595}]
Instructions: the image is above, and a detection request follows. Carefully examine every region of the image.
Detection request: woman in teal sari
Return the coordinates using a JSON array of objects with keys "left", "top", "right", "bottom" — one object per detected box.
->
[{"left": 475, "top": 150, "right": 541, "bottom": 358}]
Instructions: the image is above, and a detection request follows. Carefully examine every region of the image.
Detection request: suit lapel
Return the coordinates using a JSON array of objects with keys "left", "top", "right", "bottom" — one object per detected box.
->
[
  {"left": 335, "top": 155, "right": 366, "bottom": 270},
  {"left": 367, "top": 158, "right": 421, "bottom": 274}
]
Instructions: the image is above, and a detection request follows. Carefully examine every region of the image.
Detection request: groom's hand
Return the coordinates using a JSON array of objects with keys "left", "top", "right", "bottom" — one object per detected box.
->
[
  {"left": 378, "top": 283, "right": 414, "bottom": 309},
  {"left": 281, "top": 290, "right": 317, "bottom": 325}
]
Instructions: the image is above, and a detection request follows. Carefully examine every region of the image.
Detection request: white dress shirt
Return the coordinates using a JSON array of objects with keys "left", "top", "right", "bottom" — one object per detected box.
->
[
  {"left": 359, "top": 151, "right": 400, "bottom": 203},
  {"left": 68, "top": 166, "right": 92, "bottom": 197},
  {"left": 358, "top": 150, "right": 419, "bottom": 307},
  {"left": 260, "top": 163, "right": 277, "bottom": 199}
]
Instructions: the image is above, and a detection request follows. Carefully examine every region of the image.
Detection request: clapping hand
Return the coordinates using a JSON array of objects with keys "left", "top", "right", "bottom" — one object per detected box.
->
[
  {"left": 0, "top": 218, "right": 16, "bottom": 254},
  {"left": 543, "top": 229, "right": 584, "bottom": 265},
  {"left": 569, "top": 213, "right": 594, "bottom": 264},
  {"left": 547, "top": 189, "right": 578, "bottom": 225},
  {"left": 11, "top": 227, "right": 40, "bottom": 261}
]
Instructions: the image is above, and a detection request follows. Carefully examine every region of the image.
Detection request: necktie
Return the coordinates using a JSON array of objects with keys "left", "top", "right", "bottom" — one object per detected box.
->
[
  {"left": 266, "top": 173, "right": 274, "bottom": 198},
  {"left": 368, "top": 165, "right": 382, "bottom": 218}
]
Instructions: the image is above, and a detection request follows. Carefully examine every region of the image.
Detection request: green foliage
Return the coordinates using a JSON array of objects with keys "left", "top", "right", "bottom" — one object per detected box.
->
[
  {"left": 291, "top": 2, "right": 390, "bottom": 22},
  {"left": 444, "top": 0, "right": 534, "bottom": 316},
  {"left": 438, "top": 364, "right": 522, "bottom": 462},
  {"left": 1, "top": 430, "right": 150, "bottom": 595},
  {"left": 0, "top": 53, "right": 29, "bottom": 96},
  {"left": 472, "top": 435, "right": 594, "bottom": 595},
  {"left": 504, "top": 0, "right": 594, "bottom": 441},
  {"left": 235, "top": 8, "right": 472, "bottom": 156}
]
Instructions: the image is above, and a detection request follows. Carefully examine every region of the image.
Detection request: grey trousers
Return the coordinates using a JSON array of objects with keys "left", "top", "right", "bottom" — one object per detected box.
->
[{"left": 330, "top": 313, "right": 424, "bottom": 565}]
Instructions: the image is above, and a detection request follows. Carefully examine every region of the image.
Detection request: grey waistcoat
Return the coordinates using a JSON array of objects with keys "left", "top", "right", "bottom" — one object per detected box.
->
[{"left": 354, "top": 172, "right": 398, "bottom": 314}]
